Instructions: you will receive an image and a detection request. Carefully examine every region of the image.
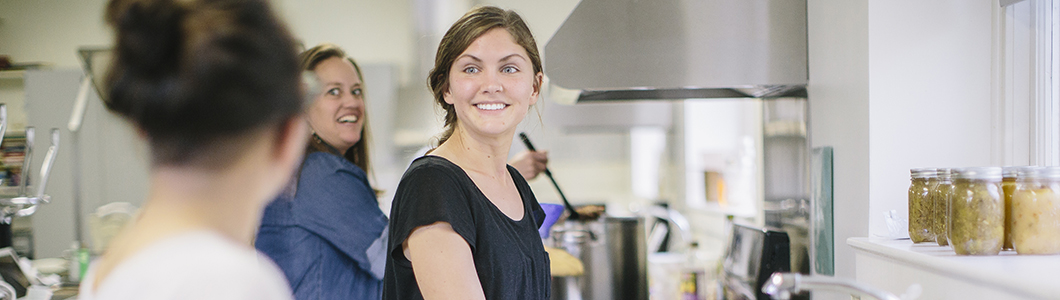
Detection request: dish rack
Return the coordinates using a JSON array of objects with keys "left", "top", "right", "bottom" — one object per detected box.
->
[{"left": 0, "top": 104, "right": 60, "bottom": 223}]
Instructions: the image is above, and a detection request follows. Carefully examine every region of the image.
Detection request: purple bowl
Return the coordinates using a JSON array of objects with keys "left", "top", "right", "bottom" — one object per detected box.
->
[{"left": 538, "top": 203, "right": 565, "bottom": 238}]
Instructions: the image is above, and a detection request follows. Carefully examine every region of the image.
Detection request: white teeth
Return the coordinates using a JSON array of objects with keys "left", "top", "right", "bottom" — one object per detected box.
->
[
  {"left": 339, "top": 115, "right": 358, "bottom": 123},
  {"left": 476, "top": 103, "right": 506, "bottom": 111}
]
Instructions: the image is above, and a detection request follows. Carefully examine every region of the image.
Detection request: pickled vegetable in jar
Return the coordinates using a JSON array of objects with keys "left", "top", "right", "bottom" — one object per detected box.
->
[
  {"left": 1002, "top": 167, "right": 1020, "bottom": 250},
  {"left": 908, "top": 168, "right": 936, "bottom": 243},
  {"left": 1011, "top": 167, "right": 1060, "bottom": 255},
  {"left": 949, "top": 167, "right": 1003, "bottom": 256},
  {"left": 933, "top": 169, "right": 953, "bottom": 246}
]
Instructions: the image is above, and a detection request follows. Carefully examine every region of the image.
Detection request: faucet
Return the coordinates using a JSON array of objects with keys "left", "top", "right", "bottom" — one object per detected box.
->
[
  {"left": 0, "top": 281, "right": 13, "bottom": 300},
  {"left": 638, "top": 204, "right": 693, "bottom": 253},
  {"left": 761, "top": 272, "right": 904, "bottom": 300}
]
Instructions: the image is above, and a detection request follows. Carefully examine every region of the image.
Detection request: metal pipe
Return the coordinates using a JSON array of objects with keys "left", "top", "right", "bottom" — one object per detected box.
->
[
  {"left": 17, "top": 128, "right": 32, "bottom": 197},
  {"left": 71, "top": 129, "right": 83, "bottom": 245},
  {"left": 0, "top": 104, "right": 6, "bottom": 187},
  {"left": 762, "top": 272, "right": 901, "bottom": 300},
  {"left": 69, "top": 74, "right": 92, "bottom": 247},
  {"left": 0, "top": 104, "right": 7, "bottom": 148},
  {"left": 34, "top": 129, "right": 59, "bottom": 199}
]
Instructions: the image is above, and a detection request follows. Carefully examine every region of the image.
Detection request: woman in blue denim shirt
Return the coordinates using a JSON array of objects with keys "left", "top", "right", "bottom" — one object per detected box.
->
[{"left": 255, "top": 44, "right": 389, "bottom": 300}]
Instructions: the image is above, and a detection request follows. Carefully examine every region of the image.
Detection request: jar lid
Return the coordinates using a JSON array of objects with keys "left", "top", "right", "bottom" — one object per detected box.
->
[
  {"left": 936, "top": 168, "right": 952, "bottom": 180},
  {"left": 1027, "top": 166, "right": 1060, "bottom": 180},
  {"left": 1014, "top": 166, "right": 1042, "bottom": 178},
  {"left": 910, "top": 168, "right": 936, "bottom": 178},
  {"left": 1002, "top": 166, "right": 1022, "bottom": 178},
  {"left": 953, "top": 167, "right": 1002, "bottom": 180}
]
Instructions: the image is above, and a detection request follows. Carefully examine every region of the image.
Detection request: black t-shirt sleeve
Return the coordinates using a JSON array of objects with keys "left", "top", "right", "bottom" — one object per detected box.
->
[
  {"left": 532, "top": 205, "right": 545, "bottom": 229},
  {"left": 388, "top": 159, "right": 478, "bottom": 260}
]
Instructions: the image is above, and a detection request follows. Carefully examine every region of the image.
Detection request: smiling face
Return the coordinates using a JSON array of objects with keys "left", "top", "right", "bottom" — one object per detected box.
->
[
  {"left": 444, "top": 27, "right": 542, "bottom": 140},
  {"left": 306, "top": 56, "right": 364, "bottom": 154}
]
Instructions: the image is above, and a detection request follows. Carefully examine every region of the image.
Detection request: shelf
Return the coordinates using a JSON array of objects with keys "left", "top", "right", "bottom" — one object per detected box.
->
[
  {"left": 1, "top": 131, "right": 26, "bottom": 139},
  {"left": 0, "top": 186, "right": 22, "bottom": 196},
  {"left": 0, "top": 70, "right": 25, "bottom": 80},
  {"left": 848, "top": 237, "right": 1060, "bottom": 299}
]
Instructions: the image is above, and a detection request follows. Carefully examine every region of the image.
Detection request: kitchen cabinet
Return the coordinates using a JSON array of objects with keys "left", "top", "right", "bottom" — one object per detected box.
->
[
  {"left": 849, "top": 237, "right": 1058, "bottom": 299},
  {"left": 0, "top": 70, "right": 28, "bottom": 131}
]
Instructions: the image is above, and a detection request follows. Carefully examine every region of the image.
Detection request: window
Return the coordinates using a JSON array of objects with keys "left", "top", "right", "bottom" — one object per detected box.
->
[{"left": 995, "top": 0, "right": 1060, "bottom": 166}]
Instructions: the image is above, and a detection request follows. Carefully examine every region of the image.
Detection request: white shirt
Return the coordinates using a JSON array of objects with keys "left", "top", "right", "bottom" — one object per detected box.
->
[{"left": 79, "top": 231, "right": 293, "bottom": 300}]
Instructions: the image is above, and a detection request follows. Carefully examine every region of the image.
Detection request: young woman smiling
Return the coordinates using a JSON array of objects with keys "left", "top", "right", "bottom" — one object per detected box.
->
[{"left": 383, "top": 6, "right": 551, "bottom": 300}]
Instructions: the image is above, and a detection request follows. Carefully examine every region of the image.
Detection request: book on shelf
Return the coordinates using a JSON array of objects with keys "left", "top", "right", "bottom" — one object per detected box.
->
[{"left": 0, "top": 136, "right": 26, "bottom": 186}]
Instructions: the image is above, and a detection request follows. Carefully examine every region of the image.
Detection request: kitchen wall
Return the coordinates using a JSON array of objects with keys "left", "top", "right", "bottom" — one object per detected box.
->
[
  {"left": 808, "top": 0, "right": 995, "bottom": 296},
  {"left": 2, "top": 0, "right": 652, "bottom": 259},
  {"left": 0, "top": 76, "right": 26, "bottom": 130},
  {"left": 807, "top": 0, "right": 870, "bottom": 289},
  {"left": 866, "top": 1, "right": 994, "bottom": 238}
]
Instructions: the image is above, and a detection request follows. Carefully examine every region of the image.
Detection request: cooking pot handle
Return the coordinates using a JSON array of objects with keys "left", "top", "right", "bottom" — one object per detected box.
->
[{"left": 551, "top": 228, "right": 598, "bottom": 242}]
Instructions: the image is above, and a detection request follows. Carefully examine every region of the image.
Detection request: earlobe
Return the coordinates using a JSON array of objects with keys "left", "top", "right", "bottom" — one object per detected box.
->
[
  {"left": 530, "top": 72, "right": 544, "bottom": 105},
  {"left": 443, "top": 90, "right": 455, "bottom": 105}
]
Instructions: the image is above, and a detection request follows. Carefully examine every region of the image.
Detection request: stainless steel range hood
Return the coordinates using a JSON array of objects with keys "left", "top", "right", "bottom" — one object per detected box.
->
[{"left": 544, "top": 0, "right": 807, "bottom": 103}]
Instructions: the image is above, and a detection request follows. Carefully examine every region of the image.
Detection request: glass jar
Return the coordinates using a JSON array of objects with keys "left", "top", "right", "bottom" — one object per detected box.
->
[
  {"left": 1011, "top": 166, "right": 1060, "bottom": 255},
  {"left": 932, "top": 169, "right": 953, "bottom": 246},
  {"left": 1002, "top": 167, "right": 1019, "bottom": 250},
  {"left": 949, "top": 167, "right": 1003, "bottom": 255},
  {"left": 908, "top": 168, "right": 936, "bottom": 243}
]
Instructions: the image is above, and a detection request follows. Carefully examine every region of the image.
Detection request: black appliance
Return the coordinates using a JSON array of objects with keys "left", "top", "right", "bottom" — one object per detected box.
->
[{"left": 720, "top": 223, "right": 795, "bottom": 300}]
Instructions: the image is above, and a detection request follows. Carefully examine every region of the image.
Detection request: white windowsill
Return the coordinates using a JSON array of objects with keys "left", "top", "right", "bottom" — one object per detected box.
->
[{"left": 847, "top": 237, "right": 1060, "bottom": 299}]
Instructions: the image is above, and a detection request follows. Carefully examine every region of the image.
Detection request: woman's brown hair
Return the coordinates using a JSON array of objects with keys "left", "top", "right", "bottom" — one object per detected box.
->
[
  {"left": 298, "top": 43, "right": 372, "bottom": 174},
  {"left": 427, "top": 6, "right": 543, "bottom": 145}
]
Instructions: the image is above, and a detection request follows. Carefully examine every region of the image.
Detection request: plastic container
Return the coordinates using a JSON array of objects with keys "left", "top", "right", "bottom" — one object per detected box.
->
[
  {"left": 949, "top": 167, "right": 1003, "bottom": 256},
  {"left": 1011, "top": 166, "right": 1060, "bottom": 255},
  {"left": 539, "top": 203, "right": 565, "bottom": 238},
  {"left": 932, "top": 169, "right": 953, "bottom": 246},
  {"left": 908, "top": 168, "right": 936, "bottom": 243}
]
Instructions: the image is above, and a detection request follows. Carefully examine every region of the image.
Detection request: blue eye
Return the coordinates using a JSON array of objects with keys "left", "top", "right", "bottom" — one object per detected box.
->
[
  {"left": 352, "top": 88, "right": 363, "bottom": 96},
  {"left": 327, "top": 88, "right": 341, "bottom": 96},
  {"left": 502, "top": 66, "right": 518, "bottom": 73},
  {"left": 464, "top": 66, "right": 480, "bottom": 74}
]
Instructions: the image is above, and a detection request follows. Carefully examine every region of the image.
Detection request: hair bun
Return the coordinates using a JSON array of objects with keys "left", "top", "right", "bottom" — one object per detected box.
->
[
  {"left": 103, "top": 0, "right": 302, "bottom": 165},
  {"left": 106, "top": 0, "right": 185, "bottom": 76}
]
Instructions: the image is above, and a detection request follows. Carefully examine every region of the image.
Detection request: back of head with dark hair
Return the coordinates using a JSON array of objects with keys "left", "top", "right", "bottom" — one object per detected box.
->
[{"left": 104, "top": 0, "right": 303, "bottom": 167}]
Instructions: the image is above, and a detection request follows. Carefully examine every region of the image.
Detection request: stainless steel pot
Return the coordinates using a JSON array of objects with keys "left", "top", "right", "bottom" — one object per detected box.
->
[{"left": 550, "top": 216, "right": 647, "bottom": 300}]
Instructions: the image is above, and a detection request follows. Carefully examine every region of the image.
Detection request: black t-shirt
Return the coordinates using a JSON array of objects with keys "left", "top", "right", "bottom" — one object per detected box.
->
[{"left": 383, "top": 155, "right": 551, "bottom": 300}]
